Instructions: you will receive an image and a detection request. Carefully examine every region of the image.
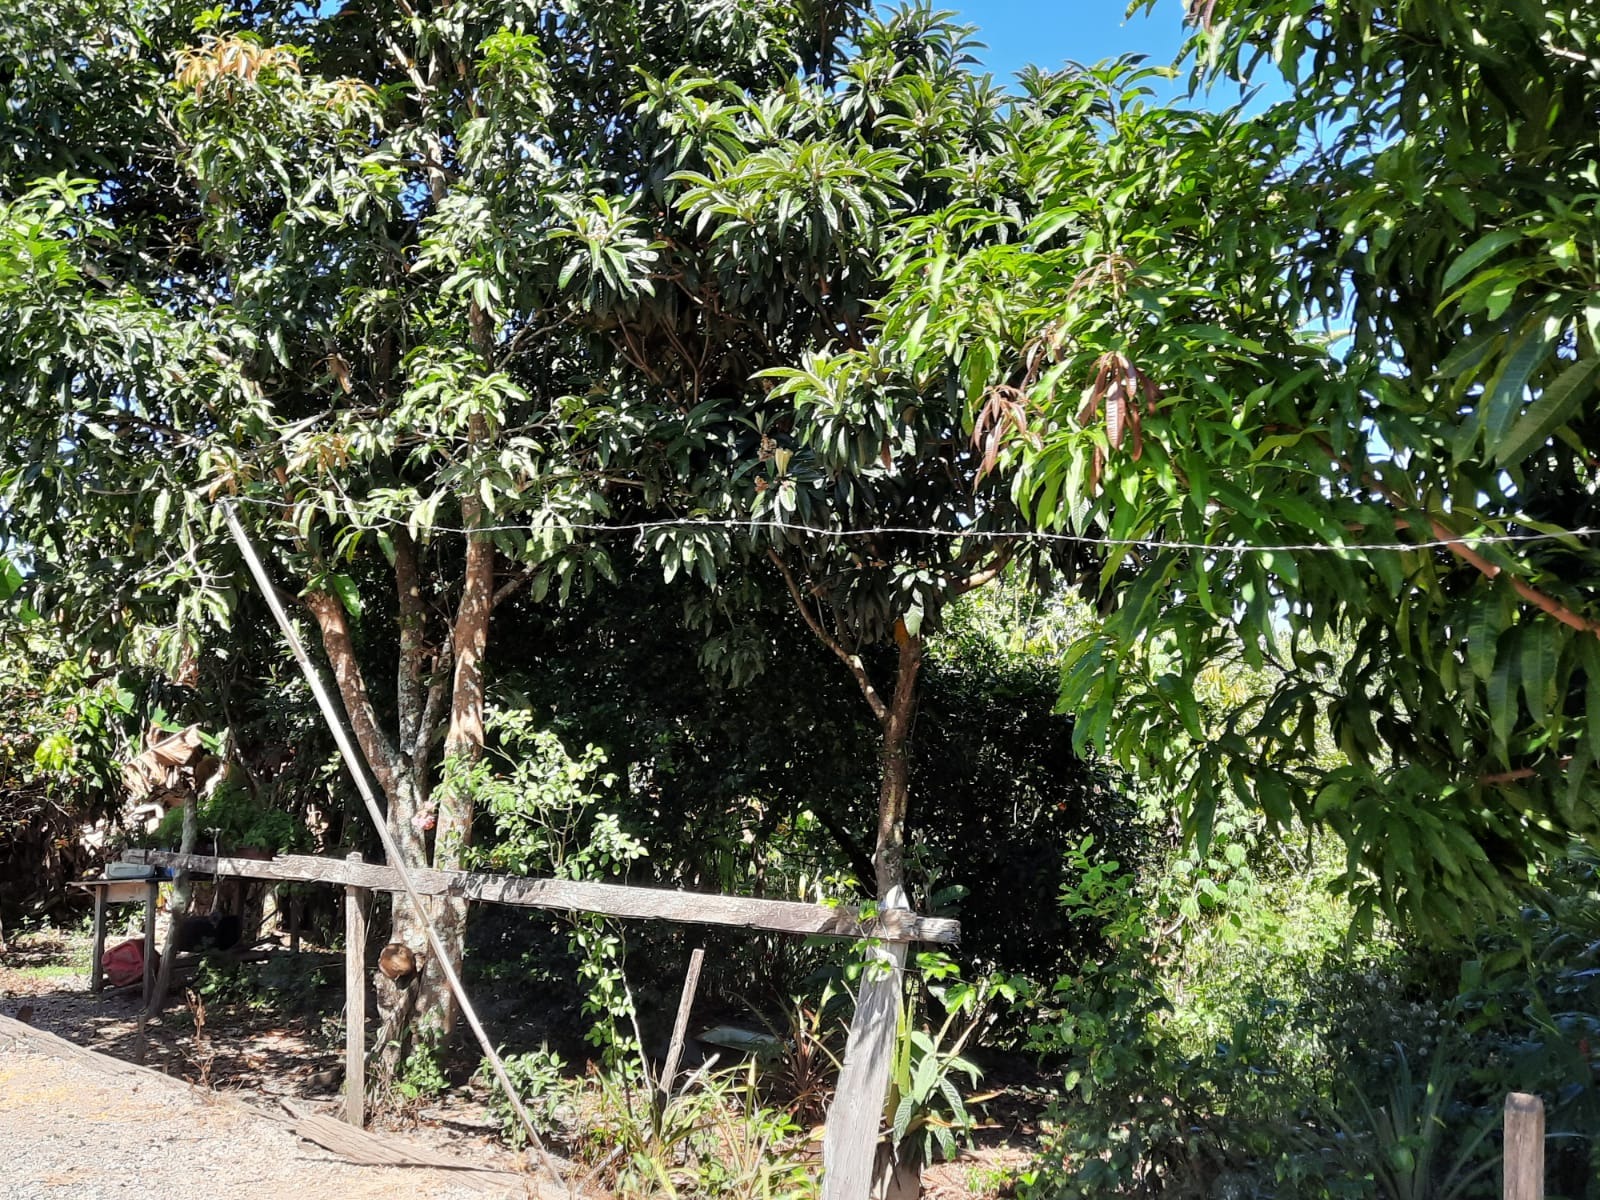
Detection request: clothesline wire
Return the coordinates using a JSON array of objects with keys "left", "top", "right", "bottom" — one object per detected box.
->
[{"left": 222, "top": 492, "right": 1600, "bottom": 557}]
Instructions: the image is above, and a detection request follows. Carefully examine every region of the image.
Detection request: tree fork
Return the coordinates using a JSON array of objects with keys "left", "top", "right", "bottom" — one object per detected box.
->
[{"left": 305, "top": 585, "right": 430, "bottom": 1073}]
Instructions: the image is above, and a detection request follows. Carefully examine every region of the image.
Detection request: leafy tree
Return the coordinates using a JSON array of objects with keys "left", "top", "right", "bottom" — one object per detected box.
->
[
  {"left": 669, "top": 22, "right": 1119, "bottom": 899},
  {"left": 0, "top": 0, "right": 1108, "bottom": 1042},
  {"left": 861, "top": 7, "right": 1600, "bottom": 924},
  {"left": 490, "top": 564, "right": 1135, "bottom": 985},
  {"left": 0, "top": 0, "right": 865, "bottom": 1042},
  {"left": 0, "top": 628, "right": 135, "bottom": 924}
]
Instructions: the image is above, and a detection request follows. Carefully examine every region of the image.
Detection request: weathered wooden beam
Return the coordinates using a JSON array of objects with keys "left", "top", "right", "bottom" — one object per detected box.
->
[
  {"left": 659, "top": 947, "right": 705, "bottom": 1100},
  {"left": 276, "top": 1100, "right": 553, "bottom": 1195},
  {"left": 122, "top": 850, "right": 960, "bottom": 945}
]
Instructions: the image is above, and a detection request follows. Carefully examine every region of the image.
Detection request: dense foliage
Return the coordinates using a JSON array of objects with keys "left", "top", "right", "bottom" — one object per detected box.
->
[
  {"left": 4, "top": 0, "right": 1600, "bottom": 1195},
  {"left": 840, "top": 0, "right": 1600, "bottom": 928},
  {"left": 0, "top": 0, "right": 1049, "bottom": 1034},
  {"left": 1018, "top": 835, "right": 1600, "bottom": 1198},
  {"left": 0, "top": 629, "right": 132, "bottom": 918}
]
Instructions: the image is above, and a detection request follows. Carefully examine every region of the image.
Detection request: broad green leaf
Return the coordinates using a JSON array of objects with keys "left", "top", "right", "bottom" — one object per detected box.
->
[
  {"left": 1488, "top": 634, "right": 1518, "bottom": 748},
  {"left": 1442, "top": 228, "right": 1522, "bottom": 290},
  {"left": 1494, "top": 356, "right": 1600, "bottom": 467},
  {"left": 1519, "top": 619, "right": 1557, "bottom": 724},
  {"left": 1466, "top": 594, "right": 1501, "bottom": 682},
  {"left": 329, "top": 574, "right": 362, "bottom": 618},
  {"left": 1478, "top": 323, "right": 1551, "bottom": 444}
]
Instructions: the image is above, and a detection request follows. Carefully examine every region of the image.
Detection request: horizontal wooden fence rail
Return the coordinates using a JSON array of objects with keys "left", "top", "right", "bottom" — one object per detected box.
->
[{"left": 121, "top": 849, "right": 960, "bottom": 945}]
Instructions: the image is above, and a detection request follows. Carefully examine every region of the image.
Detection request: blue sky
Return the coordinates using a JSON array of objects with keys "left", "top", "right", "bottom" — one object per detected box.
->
[
  {"left": 949, "top": 0, "right": 1193, "bottom": 81},
  {"left": 947, "top": 0, "right": 1292, "bottom": 110}
]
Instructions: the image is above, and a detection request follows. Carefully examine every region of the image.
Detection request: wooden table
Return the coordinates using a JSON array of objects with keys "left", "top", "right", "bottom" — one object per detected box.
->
[{"left": 67, "top": 877, "right": 161, "bottom": 1005}]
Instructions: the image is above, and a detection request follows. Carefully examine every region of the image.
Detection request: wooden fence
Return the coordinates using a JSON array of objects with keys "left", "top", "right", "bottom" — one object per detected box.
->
[{"left": 122, "top": 846, "right": 956, "bottom": 1199}]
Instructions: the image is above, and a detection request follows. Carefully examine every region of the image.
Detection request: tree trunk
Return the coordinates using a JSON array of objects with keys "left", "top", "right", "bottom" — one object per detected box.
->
[
  {"left": 370, "top": 768, "right": 430, "bottom": 1076},
  {"left": 771, "top": 552, "right": 928, "bottom": 901},
  {"left": 426, "top": 388, "right": 494, "bottom": 1034},
  {"left": 386, "top": 531, "right": 439, "bottom": 943},
  {"left": 307, "top": 588, "right": 426, "bottom": 874},
  {"left": 149, "top": 786, "right": 197, "bottom": 1013},
  {"left": 306, "top": 588, "right": 431, "bottom": 1076},
  {"left": 874, "top": 624, "right": 923, "bottom": 900},
  {"left": 424, "top": 544, "right": 490, "bottom": 1031}
]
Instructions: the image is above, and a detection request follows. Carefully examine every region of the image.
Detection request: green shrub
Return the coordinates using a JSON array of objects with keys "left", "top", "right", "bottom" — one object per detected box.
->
[
  {"left": 1018, "top": 836, "right": 1378, "bottom": 1199},
  {"left": 481, "top": 1046, "right": 571, "bottom": 1147},
  {"left": 151, "top": 778, "right": 299, "bottom": 854},
  {"left": 585, "top": 1063, "right": 816, "bottom": 1200},
  {"left": 1017, "top": 835, "right": 1600, "bottom": 1200},
  {"left": 396, "top": 1033, "right": 449, "bottom": 1101}
]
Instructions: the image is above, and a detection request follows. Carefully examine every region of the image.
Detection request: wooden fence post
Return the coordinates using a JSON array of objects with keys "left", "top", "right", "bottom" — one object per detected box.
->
[
  {"left": 345, "top": 852, "right": 369, "bottom": 1128},
  {"left": 1504, "top": 1092, "right": 1544, "bottom": 1200},
  {"left": 659, "top": 947, "right": 705, "bottom": 1100},
  {"left": 133, "top": 880, "right": 158, "bottom": 1065},
  {"left": 823, "top": 888, "right": 909, "bottom": 1200}
]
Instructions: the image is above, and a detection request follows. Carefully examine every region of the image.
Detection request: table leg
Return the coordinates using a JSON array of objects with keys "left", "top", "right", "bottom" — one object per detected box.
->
[
  {"left": 90, "top": 887, "right": 107, "bottom": 994},
  {"left": 141, "top": 882, "right": 157, "bottom": 1009}
]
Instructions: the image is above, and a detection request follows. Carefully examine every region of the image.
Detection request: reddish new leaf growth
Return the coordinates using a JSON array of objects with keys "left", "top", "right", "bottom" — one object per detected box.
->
[
  {"left": 1187, "top": 0, "right": 1220, "bottom": 31},
  {"left": 972, "top": 384, "right": 1040, "bottom": 484},
  {"left": 1077, "top": 352, "right": 1162, "bottom": 492},
  {"left": 1106, "top": 381, "right": 1127, "bottom": 450}
]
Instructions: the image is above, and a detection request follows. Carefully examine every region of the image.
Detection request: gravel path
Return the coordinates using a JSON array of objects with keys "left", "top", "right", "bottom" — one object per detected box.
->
[{"left": 0, "top": 1020, "right": 548, "bottom": 1200}]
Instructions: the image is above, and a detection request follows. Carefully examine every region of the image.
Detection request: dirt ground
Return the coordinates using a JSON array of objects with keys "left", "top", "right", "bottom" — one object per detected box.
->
[
  {"left": 0, "top": 923, "right": 1038, "bottom": 1198},
  {"left": 0, "top": 924, "right": 567, "bottom": 1198},
  {"left": 0, "top": 1021, "right": 556, "bottom": 1199}
]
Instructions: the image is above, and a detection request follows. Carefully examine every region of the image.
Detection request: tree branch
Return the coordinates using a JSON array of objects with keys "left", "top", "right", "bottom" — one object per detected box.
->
[
  {"left": 1480, "top": 755, "right": 1574, "bottom": 786},
  {"left": 414, "top": 650, "right": 452, "bottom": 769},
  {"left": 768, "top": 548, "right": 889, "bottom": 723},
  {"left": 394, "top": 527, "right": 428, "bottom": 751},
  {"left": 1317, "top": 436, "right": 1600, "bottom": 637},
  {"left": 492, "top": 562, "right": 538, "bottom": 608},
  {"left": 949, "top": 542, "right": 1017, "bottom": 598},
  {"left": 304, "top": 591, "right": 401, "bottom": 801}
]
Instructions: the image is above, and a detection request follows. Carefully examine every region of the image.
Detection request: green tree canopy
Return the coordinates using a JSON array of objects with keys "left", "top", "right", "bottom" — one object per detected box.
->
[
  {"left": 0, "top": 0, "right": 1133, "bottom": 1040},
  {"left": 860, "top": 1, "right": 1600, "bottom": 925}
]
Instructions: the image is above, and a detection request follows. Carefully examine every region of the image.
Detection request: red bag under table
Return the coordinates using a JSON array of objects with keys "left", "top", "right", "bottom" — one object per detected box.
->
[{"left": 101, "top": 938, "right": 159, "bottom": 989}]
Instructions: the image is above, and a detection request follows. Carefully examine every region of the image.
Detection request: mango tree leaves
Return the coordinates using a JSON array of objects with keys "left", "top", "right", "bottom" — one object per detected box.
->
[
  {"left": 845, "top": 10, "right": 1600, "bottom": 926},
  {"left": 905, "top": 2, "right": 1600, "bottom": 927}
]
